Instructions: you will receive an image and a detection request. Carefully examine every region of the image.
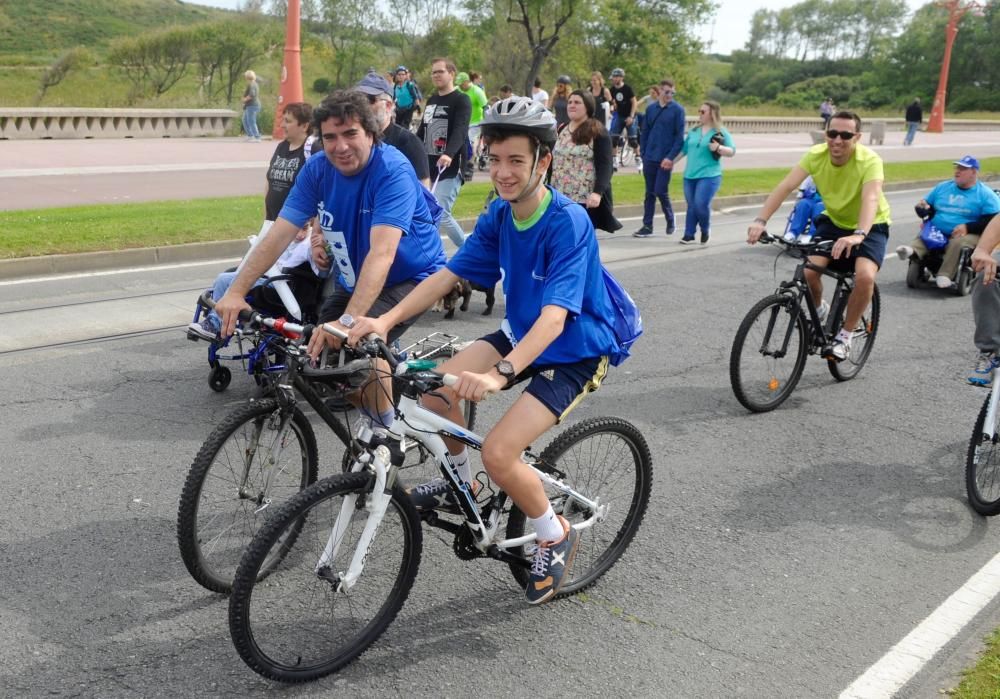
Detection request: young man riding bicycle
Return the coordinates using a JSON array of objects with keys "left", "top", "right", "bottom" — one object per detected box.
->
[
  {"left": 746, "top": 110, "right": 891, "bottom": 362},
  {"left": 348, "top": 96, "right": 637, "bottom": 605}
]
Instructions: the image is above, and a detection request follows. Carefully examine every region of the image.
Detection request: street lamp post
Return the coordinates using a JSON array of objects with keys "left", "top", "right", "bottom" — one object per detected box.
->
[
  {"left": 272, "top": 0, "right": 304, "bottom": 140},
  {"left": 926, "top": 0, "right": 985, "bottom": 133}
]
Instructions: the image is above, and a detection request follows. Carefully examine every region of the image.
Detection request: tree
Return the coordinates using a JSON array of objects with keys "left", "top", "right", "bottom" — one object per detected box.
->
[
  {"left": 193, "top": 19, "right": 280, "bottom": 103},
  {"left": 317, "top": 0, "right": 383, "bottom": 88},
  {"left": 108, "top": 27, "right": 197, "bottom": 102},
  {"left": 36, "top": 47, "right": 92, "bottom": 105},
  {"left": 503, "top": 0, "right": 580, "bottom": 95}
]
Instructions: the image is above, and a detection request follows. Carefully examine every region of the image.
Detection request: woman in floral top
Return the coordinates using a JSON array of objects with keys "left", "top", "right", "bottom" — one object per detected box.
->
[{"left": 550, "top": 90, "right": 620, "bottom": 233}]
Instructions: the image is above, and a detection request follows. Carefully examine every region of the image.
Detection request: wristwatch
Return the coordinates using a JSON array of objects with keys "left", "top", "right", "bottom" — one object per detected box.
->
[
  {"left": 494, "top": 359, "right": 516, "bottom": 386},
  {"left": 853, "top": 229, "right": 868, "bottom": 238},
  {"left": 339, "top": 313, "right": 355, "bottom": 328}
]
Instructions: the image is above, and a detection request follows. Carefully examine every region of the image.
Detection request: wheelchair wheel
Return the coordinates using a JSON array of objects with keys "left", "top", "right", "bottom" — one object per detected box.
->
[
  {"left": 956, "top": 251, "right": 975, "bottom": 297},
  {"left": 209, "top": 366, "right": 232, "bottom": 392},
  {"left": 905, "top": 259, "right": 922, "bottom": 289}
]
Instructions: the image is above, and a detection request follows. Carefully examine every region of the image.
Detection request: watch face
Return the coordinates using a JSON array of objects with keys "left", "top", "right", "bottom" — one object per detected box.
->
[
  {"left": 495, "top": 360, "right": 515, "bottom": 377},
  {"left": 339, "top": 314, "right": 355, "bottom": 328}
]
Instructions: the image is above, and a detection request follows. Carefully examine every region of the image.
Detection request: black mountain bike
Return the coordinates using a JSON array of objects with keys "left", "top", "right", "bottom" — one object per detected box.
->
[{"left": 730, "top": 233, "right": 881, "bottom": 413}]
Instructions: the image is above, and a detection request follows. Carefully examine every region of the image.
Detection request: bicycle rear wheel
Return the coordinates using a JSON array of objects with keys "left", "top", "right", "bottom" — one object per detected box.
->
[
  {"left": 229, "top": 472, "right": 422, "bottom": 682},
  {"left": 177, "top": 399, "right": 318, "bottom": 593},
  {"left": 619, "top": 147, "right": 635, "bottom": 168},
  {"left": 966, "top": 395, "right": 1000, "bottom": 516},
  {"left": 505, "top": 417, "right": 652, "bottom": 597},
  {"left": 828, "top": 283, "right": 880, "bottom": 381},
  {"left": 730, "top": 294, "right": 808, "bottom": 413}
]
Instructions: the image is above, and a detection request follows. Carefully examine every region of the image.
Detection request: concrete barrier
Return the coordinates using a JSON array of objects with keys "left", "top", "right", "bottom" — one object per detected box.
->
[
  {"left": 0, "top": 108, "right": 237, "bottom": 140},
  {"left": 687, "top": 116, "right": 1000, "bottom": 134}
]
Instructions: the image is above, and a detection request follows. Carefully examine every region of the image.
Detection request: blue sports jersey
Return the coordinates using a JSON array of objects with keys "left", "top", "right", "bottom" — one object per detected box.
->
[
  {"left": 925, "top": 180, "right": 1000, "bottom": 235},
  {"left": 279, "top": 143, "right": 446, "bottom": 291},
  {"left": 447, "top": 187, "right": 623, "bottom": 365}
]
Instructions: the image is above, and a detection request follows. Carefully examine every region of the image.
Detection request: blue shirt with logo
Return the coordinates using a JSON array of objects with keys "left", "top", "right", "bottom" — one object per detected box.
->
[
  {"left": 925, "top": 180, "right": 1000, "bottom": 234},
  {"left": 279, "top": 143, "right": 446, "bottom": 291},
  {"left": 447, "top": 187, "right": 623, "bottom": 365}
]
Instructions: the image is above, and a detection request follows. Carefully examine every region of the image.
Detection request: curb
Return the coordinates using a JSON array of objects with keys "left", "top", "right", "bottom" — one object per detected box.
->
[{"left": 0, "top": 178, "right": 960, "bottom": 282}]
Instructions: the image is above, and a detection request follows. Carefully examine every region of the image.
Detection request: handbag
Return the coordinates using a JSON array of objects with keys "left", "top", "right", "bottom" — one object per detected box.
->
[
  {"left": 919, "top": 220, "right": 948, "bottom": 251},
  {"left": 602, "top": 266, "right": 642, "bottom": 365}
]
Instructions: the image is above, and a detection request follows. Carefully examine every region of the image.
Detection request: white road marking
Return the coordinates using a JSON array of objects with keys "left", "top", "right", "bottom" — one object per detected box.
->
[
  {"left": 840, "top": 549, "right": 1000, "bottom": 698},
  {"left": 0, "top": 257, "right": 240, "bottom": 286},
  {"left": 0, "top": 162, "right": 266, "bottom": 178}
]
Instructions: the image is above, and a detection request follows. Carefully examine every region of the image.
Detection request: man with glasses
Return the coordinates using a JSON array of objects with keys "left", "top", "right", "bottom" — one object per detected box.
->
[
  {"left": 417, "top": 58, "right": 471, "bottom": 248},
  {"left": 633, "top": 78, "right": 685, "bottom": 238},
  {"left": 746, "top": 110, "right": 891, "bottom": 362},
  {"left": 353, "top": 71, "right": 430, "bottom": 188}
]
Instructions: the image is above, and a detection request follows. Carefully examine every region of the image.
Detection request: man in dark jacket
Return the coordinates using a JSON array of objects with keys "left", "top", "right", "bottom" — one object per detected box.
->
[
  {"left": 904, "top": 98, "right": 922, "bottom": 146},
  {"left": 633, "top": 78, "right": 685, "bottom": 237}
]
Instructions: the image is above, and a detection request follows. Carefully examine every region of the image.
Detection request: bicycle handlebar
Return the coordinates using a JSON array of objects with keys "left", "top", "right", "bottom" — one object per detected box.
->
[{"left": 758, "top": 231, "right": 835, "bottom": 255}]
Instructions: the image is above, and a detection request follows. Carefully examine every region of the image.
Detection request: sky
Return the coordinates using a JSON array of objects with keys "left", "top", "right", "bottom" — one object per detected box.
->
[{"left": 183, "top": 0, "right": 929, "bottom": 56}]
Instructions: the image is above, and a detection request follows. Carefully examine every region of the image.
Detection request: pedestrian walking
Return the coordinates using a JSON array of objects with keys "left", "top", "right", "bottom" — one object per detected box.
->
[
  {"left": 673, "top": 101, "right": 735, "bottom": 245},
  {"left": 392, "top": 66, "right": 423, "bottom": 130},
  {"left": 819, "top": 97, "right": 835, "bottom": 130},
  {"left": 242, "top": 70, "right": 262, "bottom": 142},
  {"left": 633, "top": 78, "right": 685, "bottom": 238},
  {"left": 903, "top": 98, "right": 922, "bottom": 146}
]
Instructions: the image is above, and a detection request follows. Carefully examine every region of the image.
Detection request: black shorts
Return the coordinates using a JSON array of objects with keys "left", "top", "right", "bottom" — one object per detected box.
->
[
  {"left": 812, "top": 215, "right": 890, "bottom": 271},
  {"left": 479, "top": 329, "right": 609, "bottom": 423},
  {"left": 319, "top": 279, "right": 420, "bottom": 343}
]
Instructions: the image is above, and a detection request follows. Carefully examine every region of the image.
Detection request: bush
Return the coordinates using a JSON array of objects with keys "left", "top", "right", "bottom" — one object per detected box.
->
[
  {"left": 312, "top": 77, "right": 331, "bottom": 94},
  {"left": 706, "top": 85, "right": 735, "bottom": 104}
]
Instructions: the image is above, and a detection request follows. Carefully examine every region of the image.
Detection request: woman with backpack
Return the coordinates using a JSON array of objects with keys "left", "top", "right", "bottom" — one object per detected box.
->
[{"left": 393, "top": 66, "right": 422, "bottom": 130}]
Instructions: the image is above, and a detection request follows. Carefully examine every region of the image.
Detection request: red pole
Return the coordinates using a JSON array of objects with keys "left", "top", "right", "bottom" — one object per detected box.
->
[
  {"left": 927, "top": 2, "right": 960, "bottom": 133},
  {"left": 272, "top": 0, "right": 303, "bottom": 140}
]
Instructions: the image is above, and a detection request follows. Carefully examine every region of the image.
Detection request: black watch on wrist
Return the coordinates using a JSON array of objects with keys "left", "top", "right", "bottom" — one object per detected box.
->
[
  {"left": 494, "top": 360, "right": 516, "bottom": 386},
  {"left": 853, "top": 229, "right": 867, "bottom": 238}
]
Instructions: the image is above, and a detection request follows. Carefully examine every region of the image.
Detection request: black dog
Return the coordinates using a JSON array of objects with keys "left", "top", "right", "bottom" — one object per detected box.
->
[{"left": 441, "top": 279, "right": 496, "bottom": 319}]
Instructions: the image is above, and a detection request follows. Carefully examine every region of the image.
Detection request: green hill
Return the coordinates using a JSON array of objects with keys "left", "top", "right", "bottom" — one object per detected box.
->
[{"left": 0, "top": 0, "right": 231, "bottom": 61}]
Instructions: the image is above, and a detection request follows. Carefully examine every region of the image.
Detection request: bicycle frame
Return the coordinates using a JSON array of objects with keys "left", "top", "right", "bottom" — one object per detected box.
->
[
  {"left": 324, "top": 366, "right": 607, "bottom": 592},
  {"left": 772, "top": 255, "right": 855, "bottom": 353},
  {"left": 982, "top": 368, "right": 1000, "bottom": 441}
]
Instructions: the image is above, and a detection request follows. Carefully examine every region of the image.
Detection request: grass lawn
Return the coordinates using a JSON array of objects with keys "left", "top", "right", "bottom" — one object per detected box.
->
[
  {"left": 2, "top": 157, "right": 999, "bottom": 259},
  {"left": 954, "top": 628, "right": 1000, "bottom": 698}
]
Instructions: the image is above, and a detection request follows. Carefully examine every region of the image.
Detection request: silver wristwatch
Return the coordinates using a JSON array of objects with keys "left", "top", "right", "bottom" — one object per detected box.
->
[{"left": 339, "top": 313, "right": 355, "bottom": 328}]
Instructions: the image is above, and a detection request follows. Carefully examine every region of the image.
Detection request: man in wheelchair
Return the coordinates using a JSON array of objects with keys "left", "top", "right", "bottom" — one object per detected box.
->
[{"left": 895, "top": 156, "right": 1000, "bottom": 292}]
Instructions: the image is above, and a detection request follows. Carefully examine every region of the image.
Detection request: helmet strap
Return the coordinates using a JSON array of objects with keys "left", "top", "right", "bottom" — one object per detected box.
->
[{"left": 511, "top": 144, "right": 545, "bottom": 204}]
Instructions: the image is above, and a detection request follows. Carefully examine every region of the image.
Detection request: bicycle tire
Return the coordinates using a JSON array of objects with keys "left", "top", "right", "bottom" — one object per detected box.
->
[
  {"left": 730, "top": 294, "right": 809, "bottom": 413},
  {"left": 619, "top": 148, "right": 636, "bottom": 168},
  {"left": 505, "top": 417, "right": 652, "bottom": 598},
  {"left": 229, "top": 472, "right": 422, "bottom": 682},
  {"left": 828, "top": 284, "right": 880, "bottom": 381},
  {"left": 177, "top": 399, "right": 318, "bottom": 593},
  {"left": 966, "top": 395, "right": 1000, "bottom": 516}
]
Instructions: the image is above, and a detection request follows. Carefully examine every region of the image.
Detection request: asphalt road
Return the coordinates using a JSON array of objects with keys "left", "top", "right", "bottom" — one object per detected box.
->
[
  {"left": 3, "top": 188, "right": 999, "bottom": 697},
  {"left": 4, "top": 130, "right": 1000, "bottom": 210}
]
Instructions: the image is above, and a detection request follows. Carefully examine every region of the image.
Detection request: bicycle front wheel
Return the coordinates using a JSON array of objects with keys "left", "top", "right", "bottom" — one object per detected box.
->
[
  {"left": 966, "top": 395, "right": 1000, "bottom": 515},
  {"left": 828, "top": 283, "right": 880, "bottom": 381},
  {"left": 730, "top": 294, "right": 808, "bottom": 413},
  {"left": 229, "top": 472, "right": 422, "bottom": 683},
  {"left": 506, "top": 417, "right": 652, "bottom": 597},
  {"left": 177, "top": 399, "right": 318, "bottom": 593}
]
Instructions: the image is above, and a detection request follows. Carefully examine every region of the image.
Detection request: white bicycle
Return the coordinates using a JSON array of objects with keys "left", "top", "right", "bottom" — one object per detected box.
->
[
  {"left": 966, "top": 362, "right": 1000, "bottom": 514},
  {"left": 226, "top": 315, "right": 653, "bottom": 682}
]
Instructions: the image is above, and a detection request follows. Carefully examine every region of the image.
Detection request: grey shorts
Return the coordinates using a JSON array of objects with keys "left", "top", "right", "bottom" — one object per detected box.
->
[{"left": 319, "top": 279, "right": 420, "bottom": 343}]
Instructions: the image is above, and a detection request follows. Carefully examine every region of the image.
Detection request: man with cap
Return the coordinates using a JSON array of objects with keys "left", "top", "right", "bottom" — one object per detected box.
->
[
  {"left": 895, "top": 155, "right": 1000, "bottom": 289},
  {"left": 392, "top": 66, "right": 422, "bottom": 130},
  {"left": 355, "top": 70, "right": 431, "bottom": 188},
  {"left": 417, "top": 57, "right": 471, "bottom": 247},
  {"left": 457, "top": 71, "right": 489, "bottom": 181}
]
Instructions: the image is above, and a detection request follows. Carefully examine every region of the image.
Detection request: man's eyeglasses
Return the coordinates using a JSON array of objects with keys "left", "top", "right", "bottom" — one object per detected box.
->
[
  {"left": 366, "top": 94, "right": 392, "bottom": 105},
  {"left": 826, "top": 129, "right": 856, "bottom": 141},
  {"left": 431, "top": 70, "right": 447, "bottom": 75}
]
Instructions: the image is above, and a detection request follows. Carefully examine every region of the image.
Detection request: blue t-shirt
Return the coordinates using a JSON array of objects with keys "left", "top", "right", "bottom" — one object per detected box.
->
[
  {"left": 447, "top": 187, "right": 622, "bottom": 365},
  {"left": 925, "top": 180, "right": 1000, "bottom": 234},
  {"left": 279, "top": 143, "right": 446, "bottom": 291}
]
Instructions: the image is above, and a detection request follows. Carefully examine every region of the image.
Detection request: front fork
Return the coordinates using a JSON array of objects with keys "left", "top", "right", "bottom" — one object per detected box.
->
[{"left": 983, "top": 375, "right": 1000, "bottom": 443}]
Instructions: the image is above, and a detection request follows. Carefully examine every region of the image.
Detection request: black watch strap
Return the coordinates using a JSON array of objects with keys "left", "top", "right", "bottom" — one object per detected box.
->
[{"left": 494, "top": 360, "right": 516, "bottom": 386}]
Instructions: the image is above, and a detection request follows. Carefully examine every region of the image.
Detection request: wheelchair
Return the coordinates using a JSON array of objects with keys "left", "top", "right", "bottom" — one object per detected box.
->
[
  {"left": 187, "top": 262, "right": 325, "bottom": 392},
  {"left": 904, "top": 245, "right": 975, "bottom": 296}
]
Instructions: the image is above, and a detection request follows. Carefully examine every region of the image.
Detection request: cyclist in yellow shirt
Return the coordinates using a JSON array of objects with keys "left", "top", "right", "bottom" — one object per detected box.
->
[{"left": 746, "top": 111, "right": 891, "bottom": 362}]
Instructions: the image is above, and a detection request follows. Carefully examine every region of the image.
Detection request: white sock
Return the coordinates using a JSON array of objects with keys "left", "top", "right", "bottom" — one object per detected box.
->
[
  {"left": 836, "top": 328, "right": 852, "bottom": 343},
  {"left": 362, "top": 408, "right": 395, "bottom": 433},
  {"left": 448, "top": 449, "right": 472, "bottom": 483},
  {"left": 530, "top": 505, "right": 564, "bottom": 543}
]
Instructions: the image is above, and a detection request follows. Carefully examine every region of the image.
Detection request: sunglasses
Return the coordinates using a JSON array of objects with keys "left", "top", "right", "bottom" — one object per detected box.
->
[{"left": 825, "top": 129, "right": 856, "bottom": 141}]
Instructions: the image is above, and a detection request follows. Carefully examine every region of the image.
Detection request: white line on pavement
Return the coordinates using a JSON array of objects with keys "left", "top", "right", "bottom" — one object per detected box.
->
[
  {"left": 0, "top": 257, "right": 240, "bottom": 286},
  {"left": 0, "top": 162, "right": 266, "bottom": 178},
  {"left": 840, "top": 548, "right": 1000, "bottom": 698}
]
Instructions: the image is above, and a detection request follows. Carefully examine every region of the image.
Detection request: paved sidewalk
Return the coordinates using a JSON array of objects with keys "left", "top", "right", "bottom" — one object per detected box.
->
[{"left": 3, "top": 130, "right": 1000, "bottom": 211}]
